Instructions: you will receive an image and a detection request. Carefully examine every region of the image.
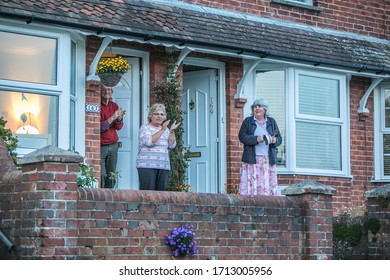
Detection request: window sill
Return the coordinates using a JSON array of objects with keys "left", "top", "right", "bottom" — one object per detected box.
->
[
  {"left": 278, "top": 170, "right": 353, "bottom": 179},
  {"left": 370, "top": 179, "right": 390, "bottom": 183},
  {"left": 271, "top": 0, "right": 323, "bottom": 12}
]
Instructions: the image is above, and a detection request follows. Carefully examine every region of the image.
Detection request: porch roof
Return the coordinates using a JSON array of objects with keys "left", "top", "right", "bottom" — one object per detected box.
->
[{"left": 1, "top": 0, "right": 390, "bottom": 76}]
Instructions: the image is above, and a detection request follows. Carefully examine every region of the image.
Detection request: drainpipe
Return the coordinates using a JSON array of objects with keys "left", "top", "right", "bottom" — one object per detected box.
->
[{"left": 0, "top": 230, "right": 14, "bottom": 251}]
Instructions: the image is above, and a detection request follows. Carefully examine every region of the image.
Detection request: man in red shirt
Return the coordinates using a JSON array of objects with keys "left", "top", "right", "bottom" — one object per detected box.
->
[{"left": 100, "top": 84, "right": 126, "bottom": 188}]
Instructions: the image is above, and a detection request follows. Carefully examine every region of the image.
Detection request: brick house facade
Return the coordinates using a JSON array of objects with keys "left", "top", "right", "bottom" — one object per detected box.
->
[{"left": 0, "top": 0, "right": 389, "bottom": 213}]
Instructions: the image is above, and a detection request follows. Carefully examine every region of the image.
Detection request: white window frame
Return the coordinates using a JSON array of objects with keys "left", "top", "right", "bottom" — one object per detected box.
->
[
  {"left": 374, "top": 83, "right": 390, "bottom": 181},
  {"left": 247, "top": 65, "right": 350, "bottom": 177},
  {"left": 293, "top": 69, "right": 348, "bottom": 175},
  {"left": 286, "top": 0, "right": 313, "bottom": 5},
  {"left": 0, "top": 22, "right": 85, "bottom": 156}
]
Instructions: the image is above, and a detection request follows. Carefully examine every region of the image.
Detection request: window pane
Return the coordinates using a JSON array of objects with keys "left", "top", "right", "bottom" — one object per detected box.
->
[
  {"left": 299, "top": 74, "right": 340, "bottom": 118},
  {"left": 70, "top": 100, "right": 75, "bottom": 151},
  {"left": 0, "top": 31, "right": 57, "bottom": 85},
  {"left": 385, "top": 89, "right": 390, "bottom": 127},
  {"left": 383, "top": 134, "right": 390, "bottom": 175},
  {"left": 296, "top": 122, "right": 341, "bottom": 170},
  {"left": 70, "top": 41, "right": 76, "bottom": 96},
  {"left": 256, "top": 71, "right": 286, "bottom": 166},
  {"left": 0, "top": 90, "right": 58, "bottom": 153}
]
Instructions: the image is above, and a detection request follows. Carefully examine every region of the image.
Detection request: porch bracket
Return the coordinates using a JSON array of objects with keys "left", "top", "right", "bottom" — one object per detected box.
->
[
  {"left": 86, "top": 37, "right": 113, "bottom": 82},
  {"left": 358, "top": 78, "right": 383, "bottom": 114},
  {"left": 173, "top": 48, "right": 192, "bottom": 77},
  {"left": 235, "top": 59, "right": 261, "bottom": 99}
]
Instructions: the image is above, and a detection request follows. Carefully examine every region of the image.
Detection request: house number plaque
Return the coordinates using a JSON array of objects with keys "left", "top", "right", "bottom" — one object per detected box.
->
[{"left": 85, "top": 103, "right": 100, "bottom": 113}]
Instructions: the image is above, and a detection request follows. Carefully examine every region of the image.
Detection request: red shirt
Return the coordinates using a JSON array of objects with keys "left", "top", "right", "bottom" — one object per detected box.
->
[{"left": 100, "top": 101, "right": 124, "bottom": 145}]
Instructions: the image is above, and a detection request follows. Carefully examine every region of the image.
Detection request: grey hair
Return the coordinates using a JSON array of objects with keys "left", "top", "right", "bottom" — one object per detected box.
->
[
  {"left": 148, "top": 103, "right": 167, "bottom": 122},
  {"left": 251, "top": 98, "right": 269, "bottom": 117}
]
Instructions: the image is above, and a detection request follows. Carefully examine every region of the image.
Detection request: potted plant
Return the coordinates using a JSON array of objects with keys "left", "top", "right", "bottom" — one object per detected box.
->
[
  {"left": 96, "top": 56, "right": 130, "bottom": 87},
  {"left": 77, "top": 162, "right": 98, "bottom": 188},
  {"left": 108, "top": 170, "right": 121, "bottom": 189}
]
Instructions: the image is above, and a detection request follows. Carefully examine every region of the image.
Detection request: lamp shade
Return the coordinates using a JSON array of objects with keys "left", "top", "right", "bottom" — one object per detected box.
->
[{"left": 16, "top": 112, "right": 39, "bottom": 134}]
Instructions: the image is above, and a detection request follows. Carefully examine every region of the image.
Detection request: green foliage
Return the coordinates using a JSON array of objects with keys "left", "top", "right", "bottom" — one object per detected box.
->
[
  {"left": 363, "top": 218, "right": 381, "bottom": 235},
  {"left": 108, "top": 170, "right": 121, "bottom": 189},
  {"left": 0, "top": 116, "right": 18, "bottom": 165},
  {"left": 153, "top": 62, "right": 189, "bottom": 191},
  {"left": 333, "top": 222, "right": 363, "bottom": 247},
  {"left": 378, "top": 195, "right": 389, "bottom": 208},
  {"left": 77, "top": 163, "right": 98, "bottom": 188}
]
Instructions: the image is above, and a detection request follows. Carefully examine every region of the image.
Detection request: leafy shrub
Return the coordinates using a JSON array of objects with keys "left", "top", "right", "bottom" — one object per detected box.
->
[
  {"left": 0, "top": 117, "right": 18, "bottom": 165},
  {"left": 77, "top": 163, "right": 97, "bottom": 188},
  {"left": 154, "top": 63, "right": 189, "bottom": 191},
  {"left": 363, "top": 218, "right": 381, "bottom": 235}
]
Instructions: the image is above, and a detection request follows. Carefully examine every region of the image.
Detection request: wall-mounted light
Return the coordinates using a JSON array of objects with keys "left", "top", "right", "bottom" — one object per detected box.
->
[{"left": 16, "top": 112, "right": 39, "bottom": 134}]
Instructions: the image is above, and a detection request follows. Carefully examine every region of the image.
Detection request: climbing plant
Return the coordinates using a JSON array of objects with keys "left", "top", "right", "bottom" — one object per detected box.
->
[
  {"left": 0, "top": 116, "right": 18, "bottom": 165},
  {"left": 153, "top": 63, "right": 189, "bottom": 191}
]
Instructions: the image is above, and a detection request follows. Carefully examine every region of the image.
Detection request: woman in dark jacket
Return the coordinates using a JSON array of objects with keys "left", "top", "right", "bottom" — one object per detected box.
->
[{"left": 238, "top": 99, "right": 282, "bottom": 195}]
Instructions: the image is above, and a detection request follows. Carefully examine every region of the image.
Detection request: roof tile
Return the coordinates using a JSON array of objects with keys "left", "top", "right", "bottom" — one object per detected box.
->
[{"left": 0, "top": 0, "right": 389, "bottom": 73}]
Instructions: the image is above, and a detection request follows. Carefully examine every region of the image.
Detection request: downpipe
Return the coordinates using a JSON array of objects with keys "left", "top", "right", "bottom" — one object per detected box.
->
[{"left": 0, "top": 230, "right": 15, "bottom": 251}]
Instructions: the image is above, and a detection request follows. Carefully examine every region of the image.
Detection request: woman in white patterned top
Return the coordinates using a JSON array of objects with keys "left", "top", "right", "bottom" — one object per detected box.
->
[{"left": 136, "top": 103, "right": 180, "bottom": 191}]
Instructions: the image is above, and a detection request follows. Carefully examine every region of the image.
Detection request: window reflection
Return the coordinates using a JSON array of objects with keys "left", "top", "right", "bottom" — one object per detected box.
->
[
  {"left": 0, "top": 90, "right": 58, "bottom": 155},
  {"left": 256, "top": 71, "right": 286, "bottom": 167},
  {"left": 0, "top": 31, "right": 57, "bottom": 85}
]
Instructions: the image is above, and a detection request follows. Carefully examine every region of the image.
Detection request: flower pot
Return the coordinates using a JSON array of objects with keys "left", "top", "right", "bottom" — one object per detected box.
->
[{"left": 98, "top": 72, "right": 123, "bottom": 87}]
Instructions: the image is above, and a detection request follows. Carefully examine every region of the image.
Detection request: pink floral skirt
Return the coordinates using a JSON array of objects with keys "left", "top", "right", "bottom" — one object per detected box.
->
[{"left": 239, "top": 155, "right": 278, "bottom": 196}]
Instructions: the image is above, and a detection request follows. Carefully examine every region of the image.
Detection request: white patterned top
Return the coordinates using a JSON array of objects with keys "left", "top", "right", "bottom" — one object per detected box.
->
[{"left": 136, "top": 124, "right": 176, "bottom": 170}]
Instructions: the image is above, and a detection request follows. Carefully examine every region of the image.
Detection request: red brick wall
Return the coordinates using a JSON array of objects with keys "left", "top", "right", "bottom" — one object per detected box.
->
[
  {"left": 76, "top": 188, "right": 332, "bottom": 260},
  {"left": 366, "top": 197, "right": 390, "bottom": 260},
  {"left": 0, "top": 150, "right": 334, "bottom": 260},
  {"left": 83, "top": 35, "right": 382, "bottom": 214},
  {"left": 225, "top": 59, "right": 244, "bottom": 184},
  {"left": 178, "top": 0, "right": 389, "bottom": 39},
  {"left": 85, "top": 38, "right": 103, "bottom": 184}
]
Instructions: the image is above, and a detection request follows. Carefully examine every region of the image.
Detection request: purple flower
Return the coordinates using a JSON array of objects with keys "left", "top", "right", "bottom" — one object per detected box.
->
[{"left": 166, "top": 224, "right": 198, "bottom": 257}]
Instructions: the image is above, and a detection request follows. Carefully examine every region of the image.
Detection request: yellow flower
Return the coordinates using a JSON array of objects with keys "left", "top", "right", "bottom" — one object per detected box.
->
[
  {"left": 225, "top": 180, "right": 240, "bottom": 195},
  {"left": 175, "top": 183, "right": 192, "bottom": 192},
  {"left": 96, "top": 56, "right": 130, "bottom": 74}
]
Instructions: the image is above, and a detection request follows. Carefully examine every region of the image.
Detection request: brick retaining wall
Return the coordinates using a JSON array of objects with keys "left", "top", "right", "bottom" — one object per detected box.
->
[{"left": 0, "top": 146, "right": 335, "bottom": 260}]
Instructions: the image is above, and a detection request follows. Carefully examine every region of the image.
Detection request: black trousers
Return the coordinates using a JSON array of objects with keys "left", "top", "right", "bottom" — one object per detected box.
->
[{"left": 137, "top": 168, "right": 169, "bottom": 191}]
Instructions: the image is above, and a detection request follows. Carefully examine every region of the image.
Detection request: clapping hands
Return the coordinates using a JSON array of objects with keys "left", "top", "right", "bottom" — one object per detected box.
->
[{"left": 162, "top": 119, "right": 181, "bottom": 131}]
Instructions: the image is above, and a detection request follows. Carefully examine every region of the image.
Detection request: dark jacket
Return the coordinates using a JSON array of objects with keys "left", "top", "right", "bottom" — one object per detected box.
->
[{"left": 238, "top": 116, "right": 282, "bottom": 165}]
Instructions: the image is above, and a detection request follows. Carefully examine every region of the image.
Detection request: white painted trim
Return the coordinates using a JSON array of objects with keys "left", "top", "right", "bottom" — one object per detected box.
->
[
  {"left": 110, "top": 47, "right": 150, "bottom": 125},
  {"left": 174, "top": 48, "right": 192, "bottom": 76},
  {"left": 358, "top": 78, "right": 383, "bottom": 114},
  {"left": 293, "top": 69, "right": 348, "bottom": 175},
  {"left": 74, "top": 37, "right": 86, "bottom": 156},
  {"left": 86, "top": 37, "right": 113, "bottom": 81},
  {"left": 235, "top": 59, "right": 261, "bottom": 99},
  {"left": 57, "top": 32, "right": 70, "bottom": 150},
  {"left": 374, "top": 85, "right": 381, "bottom": 180},
  {"left": 250, "top": 65, "right": 350, "bottom": 176},
  {"left": 374, "top": 83, "right": 390, "bottom": 180},
  {"left": 0, "top": 22, "right": 78, "bottom": 154}
]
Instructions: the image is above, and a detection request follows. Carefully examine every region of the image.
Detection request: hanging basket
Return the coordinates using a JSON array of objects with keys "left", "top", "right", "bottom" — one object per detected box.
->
[{"left": 98, "top": 72, "right": 123, "bottom": 87}]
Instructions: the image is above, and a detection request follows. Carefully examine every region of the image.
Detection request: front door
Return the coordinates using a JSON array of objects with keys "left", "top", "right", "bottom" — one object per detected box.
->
[
  {"left": 183, "top": 69, "right": 218, "bottom": 193},
  {"left": 113, "top": 57, "right": 140, "bottom": 189}
]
